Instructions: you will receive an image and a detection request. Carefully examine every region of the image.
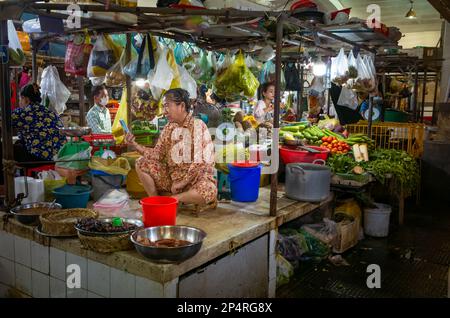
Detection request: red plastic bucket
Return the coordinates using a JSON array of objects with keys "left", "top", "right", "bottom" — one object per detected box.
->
[
  {"left": 140, "top": 196, "right": 178, "bottom": 227},
  {"left": 279, "top": 146, "right": 330, "bottom": 164}
]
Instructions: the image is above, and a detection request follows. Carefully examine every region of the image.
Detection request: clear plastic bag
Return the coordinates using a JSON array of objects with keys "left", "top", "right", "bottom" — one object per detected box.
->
[
  {"left": 105, "top": 50, "right": 127, "bottom": 87},
  {"left": 331, "top": 48, "right": 349, "bottom": 85},
  {"left": 258, "top": 44, "right": 275, "bottom": 62},
  {"left": 40, "top": 65, "right": 71, "bottom": 114},
  {"left": 87, "top": 35, "right": 118, "bottom": 78},
  {"left": 338, "top": 86, "right": 358, "bottom": 110},
  {"left": 276, "top": 254, "right": 294, "bottom": 288},
  {"left": 178, "top": 65, "right": 198, "bottom": 99},
  {"left": 258, "top": 60, "right": 286, "bottom": 90},
  {"left": 354, "top": 54, "right": 376, "bottom": 93},
  {"left": 150, "top": 48, "right": 174, "bottom": 90}
]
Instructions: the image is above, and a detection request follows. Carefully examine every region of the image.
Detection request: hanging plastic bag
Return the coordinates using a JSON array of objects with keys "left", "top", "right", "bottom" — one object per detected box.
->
[
  {"left": 105, "top": 49, "right": 127, "bottom": 87},
  {"left": 123, "top": 34, "right": 155, "bottom": 80},
  {"left": 331, "top": 48, "right": 349, "bottom": 85},
  {"left": 354, "top": 54, "right": 375, "bottom": 93},
  {"left": 111, "top": 87, "right": 128, "bottom": 144},
  {"left": 259, "top": 60, "right": 286, "bottom": 90},
  {"left": 7, "top": 20, "right": 25, "bottom": 67},
  {"left": 337, "top": 86, "right": 358, "bottom": 110},
  {"left": 178, "top": 65, "right": 197, "bottom": 99},
  {"left": 214, "top": 51, "right": 260, "bottom": 100},
  {"left": 167, "top": 48, "right": 181, "bottom": 89},
  {"left": 131, "top": 86, "right": 159, "bottom": 121},
  {"left": 65, "top": 34, "right": 93, "bottom": 76},
  {"left": 284, "top": 62, "right": 301, "bottom": 91},
  {"left": 192, "top": 50, "right": 214, "bottom": 84},
  {"left": 150, "top": 48, "right": 174, "bottom": 90},
  {"left": 258, "top": 44, "right": 275, "bottom": 62},
  {"left": 174, "top": 42, "right": 189, "bottom": 65},
  {"left": 87, "top": 34, "right": 122, "bottom": 78},
  {"left": 40, "top": 65, "right": 71, "bottom": 115}
]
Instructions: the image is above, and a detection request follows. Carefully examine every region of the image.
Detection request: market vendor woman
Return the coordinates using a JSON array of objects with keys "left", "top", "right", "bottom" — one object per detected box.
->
[
  {"left": 126, "top": 88, "right": 217, "bottom": 209},
  {"left": 12, "top": 83, "right": 65, "bottom": 162},
  {"left": 254, "top": 82, "right": 285, "bottom": 124}
]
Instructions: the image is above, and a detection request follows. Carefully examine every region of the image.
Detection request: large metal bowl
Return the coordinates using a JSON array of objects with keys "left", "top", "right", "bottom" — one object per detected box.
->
[
  {"left": 59, "top": 127, "right": 92, "bottom": 137},
  {"left": 130, "top": 226, "right": 207, "bottom": 264},
  {"left": 10, "top": 202, "right": 62, "bottom": 226}
]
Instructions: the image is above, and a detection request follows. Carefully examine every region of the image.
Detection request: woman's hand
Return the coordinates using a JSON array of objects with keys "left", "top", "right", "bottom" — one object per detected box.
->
[
  {"left": 125, "top": 132, "right": 137, "bottom": 147},
  {"left": 265, "top": 104, "right": 274, "bottom": 113},
  {"left": 171, "top": 179, "right": 189, "bottom": 194}
]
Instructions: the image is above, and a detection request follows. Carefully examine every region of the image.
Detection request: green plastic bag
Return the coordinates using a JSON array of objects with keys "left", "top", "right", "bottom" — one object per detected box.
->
[
  {"left": 214, "top": 51, "right": 260, "bottom": 100},
  {"left": 55, "top": 146, "right": 92, "bottom": 170}
]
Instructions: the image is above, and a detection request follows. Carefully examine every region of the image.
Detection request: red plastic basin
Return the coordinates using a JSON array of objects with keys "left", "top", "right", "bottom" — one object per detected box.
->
[{"left": 279, "top": 146, "right": 330, "bottom": 164}]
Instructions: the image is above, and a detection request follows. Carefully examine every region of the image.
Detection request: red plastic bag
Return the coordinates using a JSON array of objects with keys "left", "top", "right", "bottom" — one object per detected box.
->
[{"left": 64, "top": 40, "right": 93, "bottom": 76}]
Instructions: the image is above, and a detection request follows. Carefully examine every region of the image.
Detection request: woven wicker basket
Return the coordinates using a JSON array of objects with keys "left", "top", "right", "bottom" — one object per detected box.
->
[
  {"left": 40, "top": 209, "right": 98, "bottom": 236},
  {"left": 78, "top": 232, "right": 133, "bottom": 253}
]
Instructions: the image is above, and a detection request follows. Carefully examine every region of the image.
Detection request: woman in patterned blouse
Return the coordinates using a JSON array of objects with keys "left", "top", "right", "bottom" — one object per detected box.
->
[
  {"left": 125, "top": 88, "right": 217, "bottom": 209},
  {"left": 12, "top": 83, "right": 66, "bottom": 162}
]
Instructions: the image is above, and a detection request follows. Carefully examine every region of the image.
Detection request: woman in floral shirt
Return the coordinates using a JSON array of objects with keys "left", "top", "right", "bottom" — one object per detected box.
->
[
  {"left": 126, "top": 88, "right": 217, "bottom": 209},
  {"left": 12, "top": 84, "right": 65, "bottom": 162}
]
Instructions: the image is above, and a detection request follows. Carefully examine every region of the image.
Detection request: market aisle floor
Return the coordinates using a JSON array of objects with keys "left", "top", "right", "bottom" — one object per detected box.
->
[{"left": 278, "top": 199, "right": 450, "bottom": 298}]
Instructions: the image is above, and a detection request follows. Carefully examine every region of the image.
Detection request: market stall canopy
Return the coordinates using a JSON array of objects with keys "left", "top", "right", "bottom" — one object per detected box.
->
[{"left": 0, "top": 0, "right": 403, "bottom": 55}]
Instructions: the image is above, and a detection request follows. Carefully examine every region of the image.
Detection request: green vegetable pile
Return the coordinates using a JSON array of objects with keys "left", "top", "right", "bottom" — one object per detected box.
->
[
  {"left": 326, "top": 148, "right": 420, "bottom": 193},
  {"left": 364, "top": 149, "right": 420, "bottom": 192}
]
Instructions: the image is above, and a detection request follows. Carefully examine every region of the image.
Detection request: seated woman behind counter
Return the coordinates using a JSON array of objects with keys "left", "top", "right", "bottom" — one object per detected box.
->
[
  {"left": 12, "top": 83, "right": 66, "bottom": 163},
  {"left": 125, "top": 88, "right": 217, "bottom": 209}
]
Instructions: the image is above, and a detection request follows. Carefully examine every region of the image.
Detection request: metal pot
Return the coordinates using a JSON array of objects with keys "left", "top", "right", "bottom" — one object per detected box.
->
[{"left": 285, "top": 160, "right": 331, "bottom": 202}]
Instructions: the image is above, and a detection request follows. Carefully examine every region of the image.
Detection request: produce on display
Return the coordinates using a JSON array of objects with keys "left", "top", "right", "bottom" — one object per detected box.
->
[
  {"left": 320, "top": 136, "right": 350, "bottom": 156},
  {"left": 131, "top": 86, "right": 159, "bottom": 120}
]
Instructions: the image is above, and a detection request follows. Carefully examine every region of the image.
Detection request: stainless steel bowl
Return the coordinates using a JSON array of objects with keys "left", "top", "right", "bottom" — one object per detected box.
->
[
  {"left": 75, "top": 218, "right": 143, "bottom": 237},
  {"left": 10, "top": 202, "right": 62, "bottom": 226},
  {"left": 131, "top": 226, "right": 207, "bottom": 264},
  {"left": 59, "top": 127, "right": 92, "bottom": 137}
]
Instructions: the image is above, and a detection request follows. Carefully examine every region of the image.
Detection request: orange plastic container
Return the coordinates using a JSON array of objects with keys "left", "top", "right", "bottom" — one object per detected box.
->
[{"left": 140, "top": 196, "right": 178, "bottom": 227}]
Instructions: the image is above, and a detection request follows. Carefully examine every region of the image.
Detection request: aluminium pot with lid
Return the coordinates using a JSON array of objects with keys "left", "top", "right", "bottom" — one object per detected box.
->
[{"left": 285, "top": 160, "right": 331, "bottom": 203}]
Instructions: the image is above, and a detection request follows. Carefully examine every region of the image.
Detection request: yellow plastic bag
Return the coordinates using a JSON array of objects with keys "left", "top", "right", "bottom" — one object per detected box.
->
[
  {"left": 89, "top": 157, "right": 131, "bottom": 176},
  {"left": 44, "top": 178, "right": 66, "bottom": 201},
  {"left": 112, "top": 87, "right": 128, "bottom": 144},
  {"left": 335, "top": 198, "right": 362, "bottom": 222}
]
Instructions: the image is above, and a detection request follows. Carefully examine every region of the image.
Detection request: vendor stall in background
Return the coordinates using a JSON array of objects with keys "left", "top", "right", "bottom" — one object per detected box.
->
[{"left": 0, "top": 0, "right": 426, "bottom": 298}]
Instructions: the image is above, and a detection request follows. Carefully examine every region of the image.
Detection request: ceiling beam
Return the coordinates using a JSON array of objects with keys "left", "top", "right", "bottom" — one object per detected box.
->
[{"left": 428, "top": 0, "right": 450, "bottom": 22}]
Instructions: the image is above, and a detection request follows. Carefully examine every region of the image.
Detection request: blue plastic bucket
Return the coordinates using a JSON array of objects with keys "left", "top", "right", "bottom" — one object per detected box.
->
[
  {"left": 227, "top": 164, "right": 262, "bottom": 202},
  {"left": 52, "top": 184, "right": 92, "bottom": 209}
]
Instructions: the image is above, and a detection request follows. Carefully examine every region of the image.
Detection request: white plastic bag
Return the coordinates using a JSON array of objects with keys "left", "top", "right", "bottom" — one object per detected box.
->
[
  {"left": 40, "top": 65, "right": 71, "bottom": 115},
  {"left": 178, "top": 65, "right": 197, "bottom": 99},
  {"left": 150, "top": 48, "right": 173, "bottom": 90},
  {"left": 338, "top": 86, "right": 358, "bottom": 110},
  {"left": 331, "top": 48, "right": 349, "bottom": 85},
  {"left": 258, "top": 44, "right": 275, "bottom": 62},
  {"left": 87, "top": 35, "right": 117, "bottom": 78},
  {"left": 7, "top": 20, "right": 22, "bottom": 51}
]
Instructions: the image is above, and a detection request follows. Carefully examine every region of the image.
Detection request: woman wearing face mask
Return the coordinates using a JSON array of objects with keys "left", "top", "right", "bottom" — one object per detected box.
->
[
  {"left": 86, "top": 84, "right": 112, "bottom": 134},
  {"left": 125, "top": 88, "right": 217, "bottom": 210},
  {"left": 11, "top": 83, "right": 66, "bottom": 162}
]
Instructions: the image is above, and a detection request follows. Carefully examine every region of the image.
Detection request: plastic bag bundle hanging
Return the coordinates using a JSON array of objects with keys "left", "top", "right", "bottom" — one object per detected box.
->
[
  {"left": 330, "top": 48, "right": 349, "bottom": 85},
  {"left": 40, "top": 65, "right": 71, "bottom": 115},
  {"left": 123, "top": 34, "right": 155, "bottom": 80},
  {"left": 258, "top": 60, "right": 286, "bottom": 90},
  {"left": 87, "top": 34, "right": 122, "bottom": 78},
  {"left": 214, "top": 51, "right": 260, "bottom": 100},
  {"left": 65, "top": 34, "right": 93, "bottom": 76}
]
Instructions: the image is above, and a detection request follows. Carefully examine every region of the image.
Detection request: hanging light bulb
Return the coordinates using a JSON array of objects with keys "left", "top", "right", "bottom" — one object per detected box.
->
[
  {"left": 405, "top": 0, "right": 417, "bottom": 19},
  {"left": 135, "top": 78, "right": 148, "bottom": 88},
  {"left": 312, "top": 59, "right": 327, "bottom": 77}
]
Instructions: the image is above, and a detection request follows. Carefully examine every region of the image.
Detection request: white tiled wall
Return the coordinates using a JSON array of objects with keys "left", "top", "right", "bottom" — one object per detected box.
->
[
  {"left": 14, "top": 236, "right": 31, "bottom": 267},
  {"left": 32, "top": 270, "right": 50, "bottom": 298},
  {"left": 87, "top": 259, "right": 110, "bottom": 298},
  {"left": 0, "top": 257, "right": 15, "bottom": 286},
  {"left": 0, "top": 231, "right": 14, "bottom": 261},
  {"left": 50, "top": 247, "right": 66, "bottom": 281},
  {"left": 15, "top": 263, "right": 32, "bottom": 295},
  {"left": 110, "top": 268, "right": 136, "bottom": 298},
  {"left": 66, "top": 252, "right": 87, "bottom": 290},
  {"left": 50, "top": 277, "right": 66, "bottom": 298},
  {"left": 0, "top": 230, "right": 170, "bottom": 298},
  {"left": 31, "top": 242, "right": 49, "bottom": 274}
]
